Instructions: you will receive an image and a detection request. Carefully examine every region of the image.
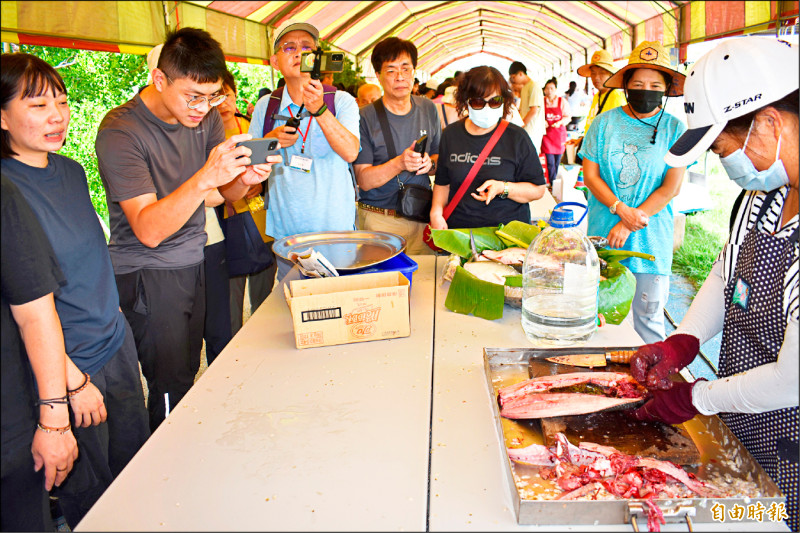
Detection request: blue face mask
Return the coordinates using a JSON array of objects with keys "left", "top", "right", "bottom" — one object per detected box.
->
[
  {"left": 720, "top": 120, "right": 788, "bottom": 191},
  {"left": 468, "top": 105, "right": 503, "bottom": 129}
]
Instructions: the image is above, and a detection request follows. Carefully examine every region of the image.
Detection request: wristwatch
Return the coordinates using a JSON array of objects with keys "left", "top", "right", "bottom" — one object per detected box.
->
[
  {"left": 311, "top": 103, "right": 328, "bottom": 117},
  {"left": 500, "top": 182, "right": 510, "bottom": 199},
  {"left": 610, "top": 199, "right": 621, "bottom": 214}
]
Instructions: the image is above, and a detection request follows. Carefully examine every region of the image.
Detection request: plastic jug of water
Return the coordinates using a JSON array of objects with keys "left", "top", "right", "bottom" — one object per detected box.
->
[{"left": 522, "top": 202, "right": 599, "bottom": 346}]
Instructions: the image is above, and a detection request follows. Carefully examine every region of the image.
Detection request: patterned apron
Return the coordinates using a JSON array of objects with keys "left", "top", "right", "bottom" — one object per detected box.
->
[
  {"left": 719, "top": 189, "right": 799, "bottom": 531},
  {"left": 541, "top": 97, "right": 566, "bottom": 155}
]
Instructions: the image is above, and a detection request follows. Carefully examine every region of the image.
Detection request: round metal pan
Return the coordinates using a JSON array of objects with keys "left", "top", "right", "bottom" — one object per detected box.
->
[{"left": 272, "top": 231, "right": 407, "bottom": 272}]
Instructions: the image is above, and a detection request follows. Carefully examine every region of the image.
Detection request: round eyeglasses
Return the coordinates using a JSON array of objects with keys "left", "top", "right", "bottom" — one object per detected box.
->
[
  {"left": 164, "top": 73, "right": 227, "bottom": 110},
  {"left": 467, "top": 95, "right": 504, "bottom": 110}
]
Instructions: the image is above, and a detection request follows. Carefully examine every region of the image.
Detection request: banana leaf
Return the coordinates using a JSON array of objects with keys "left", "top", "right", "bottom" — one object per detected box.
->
[
  {"left": 495, "top": 220, "right": 543, "bottom": 248},
  {"left": 598, "top": 262, "right": 636, "bottom": 325},
  {"left": 444, "top": 266, "right": 505, "bottom": 320},
  {"left": 430, "top": 227, "right": 505, "bottom": 258}
]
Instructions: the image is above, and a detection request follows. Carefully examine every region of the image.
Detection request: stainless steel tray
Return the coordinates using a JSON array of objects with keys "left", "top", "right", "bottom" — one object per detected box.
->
[
  {"left": 483, "top": 347, "right": 785, "bottom": 528},
  {"left": 272, "top": 231, "right": 406, "bottom": 272}
]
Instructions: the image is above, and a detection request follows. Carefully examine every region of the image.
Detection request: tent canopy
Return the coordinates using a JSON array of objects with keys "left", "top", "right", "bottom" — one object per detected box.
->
[{"left": 1, "top": 1, "right": 797, "bottom": 77}]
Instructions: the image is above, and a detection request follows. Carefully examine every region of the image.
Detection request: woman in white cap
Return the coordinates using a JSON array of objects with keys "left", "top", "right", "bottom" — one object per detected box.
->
[
  {"left": 578, "top": 40, "right": 687, "bottom": 344},
  {"left": 629, "top": 36, "right": 798, "bottom": 531}
]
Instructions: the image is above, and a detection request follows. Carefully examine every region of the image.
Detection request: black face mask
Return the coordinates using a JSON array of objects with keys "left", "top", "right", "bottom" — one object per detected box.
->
[{"left": 626, "top": 89, "right": 665, "bottom": 114}]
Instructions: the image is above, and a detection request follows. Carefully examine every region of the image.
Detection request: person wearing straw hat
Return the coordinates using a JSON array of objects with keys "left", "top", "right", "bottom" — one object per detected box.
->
[
  {"left": 577, "top": 49, "right": 627, "bottom": 136},
  {"left": 566, "top": 49, "right": 626, "bottom": 165},
  {"left": 627, "top": 37, "right": 798, "bottom": 531},
  {"left": 578, "top": 40, "right": 687, "bottom": 344}
]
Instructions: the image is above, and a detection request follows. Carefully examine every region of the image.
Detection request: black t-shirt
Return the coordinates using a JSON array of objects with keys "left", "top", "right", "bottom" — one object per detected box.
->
[
  {"left": 1, "top": 175, "right": 66, "bottom": 457},
  {"left": 435, "top": 120, "right": 544, "bottom": 229}
]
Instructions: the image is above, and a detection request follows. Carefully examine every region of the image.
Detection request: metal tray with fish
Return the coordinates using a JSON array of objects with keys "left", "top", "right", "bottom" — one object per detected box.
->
[
  {"left": 272, "top": 231, "right": 406, "bottom": 272},
  {"left": 483, "top": 347, "right": 785, "bottom": 529}
]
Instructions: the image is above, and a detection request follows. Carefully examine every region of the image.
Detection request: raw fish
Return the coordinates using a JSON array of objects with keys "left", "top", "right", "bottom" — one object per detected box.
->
[{"left": 498, "top": 371, "right": 646, "bottom": 419}]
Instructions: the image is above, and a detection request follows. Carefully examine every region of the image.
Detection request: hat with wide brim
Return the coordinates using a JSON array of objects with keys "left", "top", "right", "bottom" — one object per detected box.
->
[
  {"left": 665, "top": 37, "right": 799, "bottom": 167},
  {"left": 604, "top": 41, "right": 685, "bottom": 96},
  {"left": 273, "top": 19, "right": 319, "bottom": 51},
  {"left": 577, "top": 49, "right": 615, "bottom": 77}
]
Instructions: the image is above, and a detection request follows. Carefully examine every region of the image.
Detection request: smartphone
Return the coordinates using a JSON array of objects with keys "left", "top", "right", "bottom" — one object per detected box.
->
[
  {"left": 236, "top": 137, "right": 281, "bottom": 164},
  {"left": 300, "top": 50, "right": 345, "bottom": 80},
  {"left": 413, "top": 134, "right": 428, "bottom": 156}
]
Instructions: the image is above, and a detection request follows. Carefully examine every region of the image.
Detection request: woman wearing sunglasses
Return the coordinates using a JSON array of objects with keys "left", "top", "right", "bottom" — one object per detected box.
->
[{"left": 430, "top": 66, "right": 546, "bottom": 231}]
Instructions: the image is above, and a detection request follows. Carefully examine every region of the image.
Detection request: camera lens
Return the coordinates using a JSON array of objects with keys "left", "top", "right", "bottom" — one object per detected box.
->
[{"left": 332, "top": 53, "right": 343, "bottom": 61}]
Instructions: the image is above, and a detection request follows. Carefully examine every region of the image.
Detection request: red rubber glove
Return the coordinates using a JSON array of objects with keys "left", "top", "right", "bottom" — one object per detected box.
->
[
  {"left": 630, "top": 334, "right": 700, "bottom": 390},
  {"left": 630, "top": 380, "right": 705, "bottom": 425}
]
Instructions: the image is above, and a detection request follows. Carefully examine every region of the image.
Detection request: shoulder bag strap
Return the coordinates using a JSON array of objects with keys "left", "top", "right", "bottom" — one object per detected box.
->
[
  {"left": 261, "top": 87, "right": 284, "bottom": 137},
  {"left": 442, "top": 120, "right": 509, "bottom": 220},
  {"left": 597, "top": 90, "right": 613, "bottom": 115},
  {"left": 373, "top": 99, "right": 398, "bottom": 160}
]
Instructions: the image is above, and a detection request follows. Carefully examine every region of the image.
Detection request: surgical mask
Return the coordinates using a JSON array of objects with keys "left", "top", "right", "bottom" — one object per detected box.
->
[
  {"left": 468, "top": 105, "right": 504, "bottom": 129},
  {"left": 720, "top": 120, "right": 788, "bottom": 191},
  {"left": 626, "top": 89, "right": 664, "bottom": 114}
]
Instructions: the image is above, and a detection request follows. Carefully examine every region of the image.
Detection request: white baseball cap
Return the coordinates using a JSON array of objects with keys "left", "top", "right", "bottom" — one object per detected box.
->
[
  {"left": 665, "top": 37, "right": 798, "bottom": 168},
  {"left": 273, "top": 19, "right": 319, "bottom": 51}
]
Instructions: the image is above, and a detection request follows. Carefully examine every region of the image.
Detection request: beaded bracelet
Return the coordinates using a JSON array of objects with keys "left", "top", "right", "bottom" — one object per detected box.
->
[
  {"left": 67, "top": 372, "right": 91, "bottom": 397},
  {"left": 37, "top": 422, "right": 72, "bottom": 434},
  {"left": 35, "top": 395, "right": 69, "bottom": 409}
]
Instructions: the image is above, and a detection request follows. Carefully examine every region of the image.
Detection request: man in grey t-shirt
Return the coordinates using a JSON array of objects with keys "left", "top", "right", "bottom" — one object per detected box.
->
[
  {"left": 354, "top": 37, "right": 440, "bottom": 255},
  {"left": 96, "top": 28, "right": 277, "bottom": 431}
]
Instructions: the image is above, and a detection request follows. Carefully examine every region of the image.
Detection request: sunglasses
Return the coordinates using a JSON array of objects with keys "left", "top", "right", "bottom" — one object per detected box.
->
[{"left": 468, "top": 95, "right": 504, "bottom": 110}]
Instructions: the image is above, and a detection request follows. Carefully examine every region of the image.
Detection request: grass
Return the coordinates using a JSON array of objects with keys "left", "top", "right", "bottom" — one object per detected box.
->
[{"left": 671, "top": 153, "right": 742, "bottom": 290}]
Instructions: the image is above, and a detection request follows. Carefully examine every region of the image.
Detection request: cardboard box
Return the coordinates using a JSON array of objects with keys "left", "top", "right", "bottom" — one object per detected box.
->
[{"left": 284, "top": 271, "right": 410, "bottom": 349}]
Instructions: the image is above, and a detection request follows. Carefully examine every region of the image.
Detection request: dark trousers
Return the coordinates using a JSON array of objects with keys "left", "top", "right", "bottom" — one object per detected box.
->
[
  {"left": 203, "top": 242, "right": 232, "bottom": 365},
  {"left": 53, "top": 320, "right": 150, "bottom": 528},
  {"left": 545, "top": 152, "right": 563, "bottom": 184},
  {"left": 229, "top": 259, "right": 277, "bottom": 335},
  {"left": 1, "top": 443, "right": 49, "bottom": 531},
  {"left": 116, "top": 265, "right": 204, "bottom": 432}
]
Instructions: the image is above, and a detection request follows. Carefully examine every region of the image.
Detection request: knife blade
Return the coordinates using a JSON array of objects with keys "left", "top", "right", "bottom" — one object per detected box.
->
[{"left": 545, "top": 350, "right": 637, "bottom": 368}]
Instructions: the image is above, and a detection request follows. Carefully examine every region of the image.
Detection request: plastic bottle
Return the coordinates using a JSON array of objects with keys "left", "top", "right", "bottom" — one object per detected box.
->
[{"left": 522, "top": 202, "right": 600, "bottom": 346}]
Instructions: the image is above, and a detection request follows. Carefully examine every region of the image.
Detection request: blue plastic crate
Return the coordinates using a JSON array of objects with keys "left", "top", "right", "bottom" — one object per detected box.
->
[{"left": 344, "top": 252, "right": 418, "bottom": 287}]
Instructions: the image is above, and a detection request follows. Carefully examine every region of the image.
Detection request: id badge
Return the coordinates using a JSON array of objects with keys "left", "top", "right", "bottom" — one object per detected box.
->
[
  {"left": 289, "top": 155, "right": 313, "bottom": 173},
  {"left": 732, "top": 276, "right": 750, "bottom": 311}
]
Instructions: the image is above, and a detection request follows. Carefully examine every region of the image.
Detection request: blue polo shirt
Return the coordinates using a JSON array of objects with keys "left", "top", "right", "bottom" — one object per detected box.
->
[{"left": 249, "top": 88, "right": 359, "bottom": 241}]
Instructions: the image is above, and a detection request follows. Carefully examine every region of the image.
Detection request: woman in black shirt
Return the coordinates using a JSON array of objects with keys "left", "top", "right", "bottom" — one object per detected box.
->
[{"left": 430, "top": 66, "right": 546, "bottom": 229}]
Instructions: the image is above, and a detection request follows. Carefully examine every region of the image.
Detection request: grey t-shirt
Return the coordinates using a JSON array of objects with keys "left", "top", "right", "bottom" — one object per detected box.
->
[
  {"left": 355, "top": 96, "right": 441, "bottom": 209},
  {"left": 96, "top": 94, "right": 225, "bottom": 274}
]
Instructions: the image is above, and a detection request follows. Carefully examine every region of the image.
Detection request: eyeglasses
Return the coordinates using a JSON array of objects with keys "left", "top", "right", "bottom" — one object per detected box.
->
[
  {"left": 278, "top": 41, "right": 315, "bottom": 55},
  {"left": 164, "top": 73, "right": 226, "bottom": 110},
  {"left": 468, "top": 95, "right": 504, "bottom": 110},
  {"left": 382, "top": 66, "right": 414, "bottom": 79}
]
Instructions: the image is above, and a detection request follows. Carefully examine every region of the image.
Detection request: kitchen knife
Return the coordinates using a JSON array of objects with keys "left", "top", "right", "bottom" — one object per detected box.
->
[{"left": 545, "top": 350, "right": 637, "bottom": 368}]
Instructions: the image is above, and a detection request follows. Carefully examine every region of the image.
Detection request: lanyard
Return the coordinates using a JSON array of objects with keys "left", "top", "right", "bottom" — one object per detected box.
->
[
  {"left": 234, "top": 115, "right": 242, "bottom": 135},
  {"left": 287, "top": 106, "right": 314, "bottom": 154}
]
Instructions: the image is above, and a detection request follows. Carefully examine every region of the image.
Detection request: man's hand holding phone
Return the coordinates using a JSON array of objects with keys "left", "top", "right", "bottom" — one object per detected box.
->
[
  {"left": 302, "top": 78, "right": 325, "bottom": 115},
  {"left": 400, "top": 136, "right": 431, "bottom": 175},
  {"left": 235, "top": 136, "right": 282, "bottom": 186}
]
